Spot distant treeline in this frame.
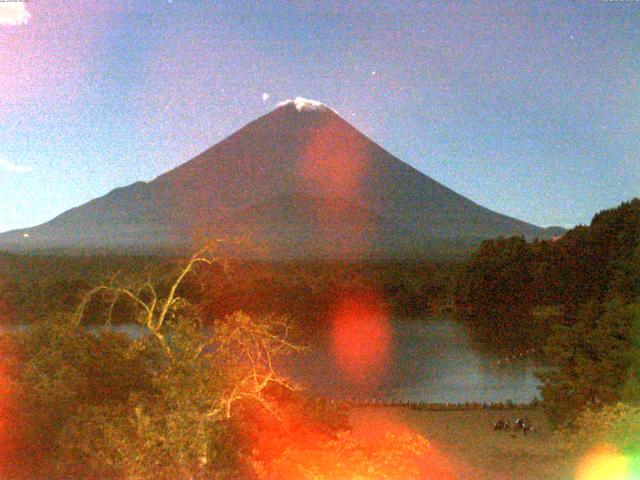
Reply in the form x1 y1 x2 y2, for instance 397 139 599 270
0 254 158 324
453 198 640 354
0 252 459 328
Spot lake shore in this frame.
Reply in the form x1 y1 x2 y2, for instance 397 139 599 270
349 406 575 480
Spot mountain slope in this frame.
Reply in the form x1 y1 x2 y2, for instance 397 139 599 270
0 97 561 256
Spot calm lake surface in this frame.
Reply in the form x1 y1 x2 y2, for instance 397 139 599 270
282 318 542 404
1 318 541 404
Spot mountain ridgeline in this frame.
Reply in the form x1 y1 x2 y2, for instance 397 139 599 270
0 98 562 257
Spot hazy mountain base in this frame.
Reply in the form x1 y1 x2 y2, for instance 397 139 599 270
0 234 482 261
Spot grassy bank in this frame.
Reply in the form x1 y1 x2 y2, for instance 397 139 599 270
349 406 575 480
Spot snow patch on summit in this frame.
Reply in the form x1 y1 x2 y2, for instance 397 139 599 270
276 97 338 114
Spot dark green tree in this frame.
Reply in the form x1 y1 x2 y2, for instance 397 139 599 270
538 300 639 426
454 236 535 351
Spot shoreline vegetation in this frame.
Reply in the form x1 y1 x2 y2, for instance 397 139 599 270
290 398 543 411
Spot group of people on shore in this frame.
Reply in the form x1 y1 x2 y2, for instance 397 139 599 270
493 417 533 435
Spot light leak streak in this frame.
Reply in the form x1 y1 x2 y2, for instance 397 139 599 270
247 400 457 479
329 291 393 387
0 2 31 26
576 444 634 480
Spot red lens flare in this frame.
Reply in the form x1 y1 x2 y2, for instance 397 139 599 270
295 115 378 258
0 356 18 478
329 291 393 387
299 116 369 199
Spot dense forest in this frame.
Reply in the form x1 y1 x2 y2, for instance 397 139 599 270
454 198 640 425
454 198 639 351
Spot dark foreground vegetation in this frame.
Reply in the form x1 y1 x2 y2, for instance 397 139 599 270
0 198 638 478
455 199 640 353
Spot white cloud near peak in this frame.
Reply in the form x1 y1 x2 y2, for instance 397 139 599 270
0 158 32 173
0 2 31 26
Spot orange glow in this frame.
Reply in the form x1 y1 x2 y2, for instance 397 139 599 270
0 358 15 477
349 407 455 479
576 444 630 480
329 291 393 386
299 116 369 199
250 404 456 480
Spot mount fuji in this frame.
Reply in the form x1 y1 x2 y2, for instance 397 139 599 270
0 97 562 257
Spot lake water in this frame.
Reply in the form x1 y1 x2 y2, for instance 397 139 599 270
0 318 542 404
282 318 542 404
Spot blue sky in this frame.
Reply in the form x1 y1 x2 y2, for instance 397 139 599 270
0 0 638 232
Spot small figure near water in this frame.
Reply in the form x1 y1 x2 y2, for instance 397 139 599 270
514 417 533 435
493 419 510 431
493 417 534 435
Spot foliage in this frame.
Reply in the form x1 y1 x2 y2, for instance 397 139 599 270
0 320 158 479
537 301 639 426
549 198 640 307
454 236 536 351
454 198 640 354
215 311 303 418
54 318 238 480
0 254 157 324
555 402 640 454
0 252 459 329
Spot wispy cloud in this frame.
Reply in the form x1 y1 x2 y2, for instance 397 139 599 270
0 158 32 173
0 2 31 26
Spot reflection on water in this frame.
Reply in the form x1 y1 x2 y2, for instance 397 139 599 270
0 318 542 404
282 318 542 404
0 323 150 337
85 323 149 338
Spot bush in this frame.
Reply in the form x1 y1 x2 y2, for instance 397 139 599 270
0 320 159 479
538 301 639 426
556 402 640 454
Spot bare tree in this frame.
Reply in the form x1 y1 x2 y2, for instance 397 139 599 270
74 239 303 418
215 311 304 418
74 241 228 359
